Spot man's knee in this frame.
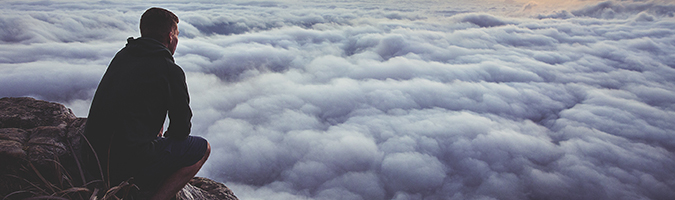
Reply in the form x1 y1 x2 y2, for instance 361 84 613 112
203 141 211 161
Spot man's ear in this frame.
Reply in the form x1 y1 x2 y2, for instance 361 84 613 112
165 32 172 45
166 26 177 44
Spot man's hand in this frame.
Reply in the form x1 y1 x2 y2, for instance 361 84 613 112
158 126 164 137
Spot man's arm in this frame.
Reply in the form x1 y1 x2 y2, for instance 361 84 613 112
164 63 192 140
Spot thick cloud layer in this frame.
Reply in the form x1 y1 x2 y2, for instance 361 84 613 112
1 0 674 199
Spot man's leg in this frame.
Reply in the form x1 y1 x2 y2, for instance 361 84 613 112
150 142 211 200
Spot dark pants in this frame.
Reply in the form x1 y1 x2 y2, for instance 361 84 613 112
133 136 208 192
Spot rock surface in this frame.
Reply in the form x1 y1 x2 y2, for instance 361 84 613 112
0 97 237 200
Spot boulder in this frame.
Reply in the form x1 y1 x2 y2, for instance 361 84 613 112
187 177 239 200
0 97 237 200
0 97 76 129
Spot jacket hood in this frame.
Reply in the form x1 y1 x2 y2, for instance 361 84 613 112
124 37 173 58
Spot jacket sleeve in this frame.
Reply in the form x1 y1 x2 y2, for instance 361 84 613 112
164 62 192 140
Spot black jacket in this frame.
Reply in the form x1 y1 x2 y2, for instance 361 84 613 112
83 37 192 182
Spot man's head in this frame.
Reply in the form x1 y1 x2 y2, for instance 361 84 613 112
140 7 179 54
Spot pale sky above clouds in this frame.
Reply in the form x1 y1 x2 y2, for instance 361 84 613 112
1 0 675 199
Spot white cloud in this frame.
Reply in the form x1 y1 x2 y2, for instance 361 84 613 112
1 0 675 199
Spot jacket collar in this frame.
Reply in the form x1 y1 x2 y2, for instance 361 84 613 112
124 37 173 58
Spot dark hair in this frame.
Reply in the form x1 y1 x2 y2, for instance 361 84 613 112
140 7 179 41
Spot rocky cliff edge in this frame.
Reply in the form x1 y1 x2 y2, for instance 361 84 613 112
0 97 237 200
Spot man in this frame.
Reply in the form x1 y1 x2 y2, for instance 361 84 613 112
83 7 210 200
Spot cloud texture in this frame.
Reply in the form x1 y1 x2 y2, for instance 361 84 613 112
1 0 675 199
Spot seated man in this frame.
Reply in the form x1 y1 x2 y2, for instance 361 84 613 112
82 7 210 200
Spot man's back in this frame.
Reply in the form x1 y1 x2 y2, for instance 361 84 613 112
83 37 192 186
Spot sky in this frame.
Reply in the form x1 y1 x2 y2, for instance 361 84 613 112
1 0 675 199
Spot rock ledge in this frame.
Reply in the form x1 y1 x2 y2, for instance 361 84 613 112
0 97 237 200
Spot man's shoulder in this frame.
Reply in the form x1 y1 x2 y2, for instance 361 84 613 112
155 57 185 80
161 57 183 71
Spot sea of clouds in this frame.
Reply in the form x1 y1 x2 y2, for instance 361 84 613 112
1 0 675 199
